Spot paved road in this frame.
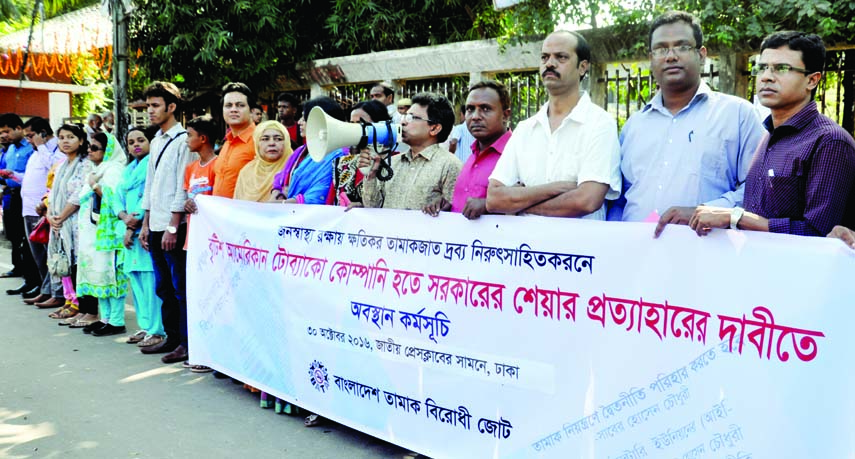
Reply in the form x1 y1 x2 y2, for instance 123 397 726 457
0 251 420 459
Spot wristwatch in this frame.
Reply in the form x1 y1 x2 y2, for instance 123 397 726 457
166 225 178 234
730 207 745 230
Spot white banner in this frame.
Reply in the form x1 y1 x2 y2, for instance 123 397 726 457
187 195 855 459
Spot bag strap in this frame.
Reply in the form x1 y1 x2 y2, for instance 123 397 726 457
154 131 187 171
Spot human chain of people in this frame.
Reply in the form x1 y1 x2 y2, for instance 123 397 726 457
1 8 852 456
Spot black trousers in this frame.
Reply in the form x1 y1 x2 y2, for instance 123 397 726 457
148 227 188 346
3 191 38 285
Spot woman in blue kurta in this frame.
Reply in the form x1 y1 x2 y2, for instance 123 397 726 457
110 126 165 345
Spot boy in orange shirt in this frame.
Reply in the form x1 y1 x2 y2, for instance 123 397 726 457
182 116 219 252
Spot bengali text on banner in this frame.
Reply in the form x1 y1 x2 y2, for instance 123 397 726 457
187 195 855 459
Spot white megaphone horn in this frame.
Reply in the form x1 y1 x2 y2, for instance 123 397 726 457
306 106 400 163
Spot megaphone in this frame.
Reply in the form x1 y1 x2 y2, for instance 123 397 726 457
306 106 400 163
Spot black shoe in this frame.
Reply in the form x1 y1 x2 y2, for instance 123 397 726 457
140 339 179 354
0 270 21 279
21 286 41 299
6 283 35 295
91 324 127 337
83 321 108 334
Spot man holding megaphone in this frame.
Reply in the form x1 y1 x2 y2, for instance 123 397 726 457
358 93 462 210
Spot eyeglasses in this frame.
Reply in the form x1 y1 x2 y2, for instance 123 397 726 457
650 45 698 58
402 113 436 124
89 144 103 152
751 63 811 76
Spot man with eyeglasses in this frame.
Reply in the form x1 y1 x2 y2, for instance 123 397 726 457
487 30 621 219
689 32 855 237
609 12 764 236
359 92 461 210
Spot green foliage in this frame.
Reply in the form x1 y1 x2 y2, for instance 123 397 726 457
324 0 502 55
130 0 324 92
0 0 98 34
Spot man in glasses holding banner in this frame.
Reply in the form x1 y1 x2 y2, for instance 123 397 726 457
610 11 764 232
689 31 855 237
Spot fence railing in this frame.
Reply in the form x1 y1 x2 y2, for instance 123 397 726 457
309 48 853 134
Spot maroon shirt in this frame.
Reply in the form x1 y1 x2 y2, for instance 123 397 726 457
743 102 855 236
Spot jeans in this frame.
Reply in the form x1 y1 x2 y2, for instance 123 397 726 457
148 227 187 346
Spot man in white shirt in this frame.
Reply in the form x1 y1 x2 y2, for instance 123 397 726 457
139 81 198 363
487 31 621 219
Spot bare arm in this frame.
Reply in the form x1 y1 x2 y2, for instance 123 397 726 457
486 179 576 215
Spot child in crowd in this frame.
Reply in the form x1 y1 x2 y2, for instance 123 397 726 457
182 116 220 373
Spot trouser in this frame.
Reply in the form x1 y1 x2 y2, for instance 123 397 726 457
3 192 37 285
24 215 47 288
129 271 164 336
97 295 127 326
78 295 98 315
148 227 187 346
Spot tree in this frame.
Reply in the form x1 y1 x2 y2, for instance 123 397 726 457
130 0 513 93
0 0 97 32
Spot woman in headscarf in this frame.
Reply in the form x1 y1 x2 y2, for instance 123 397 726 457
47 124 94 325
109 126 165 346
234 120 292 202
271 97 348 204
75 131 129 336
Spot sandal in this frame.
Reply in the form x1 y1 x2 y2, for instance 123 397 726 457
59 313 82 326
304 414 324 427
49 305 78 320
126 330 147 344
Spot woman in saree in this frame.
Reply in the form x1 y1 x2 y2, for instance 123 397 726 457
271 97 348 204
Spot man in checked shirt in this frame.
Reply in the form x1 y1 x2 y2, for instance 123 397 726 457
689 31 855 237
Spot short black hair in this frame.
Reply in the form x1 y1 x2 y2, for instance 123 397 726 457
649 11 703 49
761 31 825 98
0 113 24 129
56 123 89 157
23 116 52 136
549 31 592 81
350 100 391 123
142 81 182 111
277 92 300 106
411 92 455 143
302 96 346 122
221 82 256 108
761 31 825 74
372 82 394 97
186 116 221 146
468 80 511 110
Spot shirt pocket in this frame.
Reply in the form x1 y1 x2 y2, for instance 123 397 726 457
766 175 805 217
698 135 725 181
